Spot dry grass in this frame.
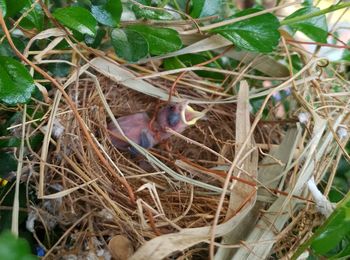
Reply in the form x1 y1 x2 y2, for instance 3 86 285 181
1 2 350 260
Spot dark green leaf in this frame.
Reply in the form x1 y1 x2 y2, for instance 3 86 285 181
0 231 37 260
0 134 42 149
163 57 183 70
169 0 187 10
332 236 350 258
0 56 36 105
0 137 21 148
20 3 44 31
128 25 182 55
132 5 173 20
284 7 328 43
0 112 21 135
85 28 106 48
342 41 350 61
302 0 313 6
4 0 29 17
53 6 97 36
47 60 71 77
211 8 280 53
77 0 92 7
0 183 28 230
0 37 25 57
0 152 17 178
29 133 44 151
311 207 350 254
0 0 6 17
111 28 148 62
190 0 223 18
164 54 224 79
308 192 350 257
328 176 348 202
91 0 122 27
135 0 151 5
291 53 303 71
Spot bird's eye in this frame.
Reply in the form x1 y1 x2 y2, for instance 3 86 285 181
167 112 180 127
168 105 175 111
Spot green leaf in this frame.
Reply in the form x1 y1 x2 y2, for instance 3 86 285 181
0 0 6 17
128 25 182 55
91 0 122 27
132 5 173 20
0 152 17 178
328 176 348 203
4 0 29 17
85 28 106 48
0 56 36 105
342 41 350 61
0 231 37 260
47 58 71 77
77 0 92 8
190 0 223 18
53 6 97 36
311 207 350 254
20 3 44 31
309 192 350 256
134 0 151 5
302 0 313 6
0 183 28 230
0 37 26 57
164 54 224 79
163 57 183 70
284 7 328 43
111 28 148 62
0 137 21 148
211 8 280 53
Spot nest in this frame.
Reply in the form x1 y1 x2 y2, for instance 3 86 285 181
5 23 349 260
32 73 252 257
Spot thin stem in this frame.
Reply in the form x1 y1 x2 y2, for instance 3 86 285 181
286 39 350 50
11 104 27 236
182 2 297 35
0 8 136 204
281 2 350 26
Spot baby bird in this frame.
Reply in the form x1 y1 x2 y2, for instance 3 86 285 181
108 102 204 152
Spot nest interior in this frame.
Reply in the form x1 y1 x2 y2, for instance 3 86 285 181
30 72 276 257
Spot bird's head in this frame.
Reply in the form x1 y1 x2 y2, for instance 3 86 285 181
157 102 205 134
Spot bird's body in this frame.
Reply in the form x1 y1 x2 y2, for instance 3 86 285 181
108 103 204 152
108 112 156 150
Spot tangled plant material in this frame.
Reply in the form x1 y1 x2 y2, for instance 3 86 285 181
1 2 350 260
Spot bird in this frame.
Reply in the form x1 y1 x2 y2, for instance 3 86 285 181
107 102 205 153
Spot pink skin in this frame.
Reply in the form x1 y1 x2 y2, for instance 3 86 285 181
108 112 156 150
108 103 203 152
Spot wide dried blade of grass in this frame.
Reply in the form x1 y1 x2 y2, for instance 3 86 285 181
139 35 289 77
90 57 231 104
10 4 349 257
130 199 255 260
11 104 27 236
90 57 176 101
215 81 258 259
232 115 345 259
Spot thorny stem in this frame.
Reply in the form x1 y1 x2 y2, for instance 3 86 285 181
0 10 136 204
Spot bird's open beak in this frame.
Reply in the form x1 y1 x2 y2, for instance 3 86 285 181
181 102 205 125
